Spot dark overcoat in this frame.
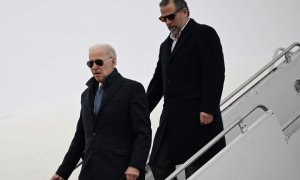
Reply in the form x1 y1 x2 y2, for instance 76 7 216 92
147 19 225 165
56 70 152 180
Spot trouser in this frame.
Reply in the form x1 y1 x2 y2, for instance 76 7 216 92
150 135 208 180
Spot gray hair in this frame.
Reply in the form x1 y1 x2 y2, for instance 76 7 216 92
107 44 117 59
89 43 117 59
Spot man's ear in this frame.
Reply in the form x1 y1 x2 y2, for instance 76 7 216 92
111 58 117 67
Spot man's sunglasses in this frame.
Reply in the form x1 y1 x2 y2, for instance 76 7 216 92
159 9 182 22
87 57 111 68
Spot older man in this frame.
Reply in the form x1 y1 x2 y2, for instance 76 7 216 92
51 44 151 180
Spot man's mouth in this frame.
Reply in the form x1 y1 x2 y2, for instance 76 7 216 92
94 72 101 75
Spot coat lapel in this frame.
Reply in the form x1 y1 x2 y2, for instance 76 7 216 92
88 91 96 118
167 19 195 63
96 75 124 117
84 78 98 119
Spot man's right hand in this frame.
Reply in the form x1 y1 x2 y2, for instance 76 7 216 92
50 174 64 180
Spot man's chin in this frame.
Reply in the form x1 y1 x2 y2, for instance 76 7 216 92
94 76 103 82
170 29 179 36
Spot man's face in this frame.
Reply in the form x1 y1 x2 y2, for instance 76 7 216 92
88 47 116 83
160 2 188 37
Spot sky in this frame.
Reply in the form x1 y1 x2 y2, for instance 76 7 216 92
0 0 299 179
0 0 299 114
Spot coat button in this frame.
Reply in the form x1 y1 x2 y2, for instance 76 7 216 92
167 80 172 84
93 132 96 136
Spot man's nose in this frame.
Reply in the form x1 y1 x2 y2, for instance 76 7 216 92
165 18 172 24
92 62 99 69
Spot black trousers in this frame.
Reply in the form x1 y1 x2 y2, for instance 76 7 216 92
150 135 224 179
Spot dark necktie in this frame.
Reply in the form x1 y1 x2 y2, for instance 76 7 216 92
94 85 103 115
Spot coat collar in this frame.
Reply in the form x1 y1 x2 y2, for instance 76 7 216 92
86 68 119 90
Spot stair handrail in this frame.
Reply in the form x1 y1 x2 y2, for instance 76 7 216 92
282 114 300 132
166 105 269 180
220 42 300 110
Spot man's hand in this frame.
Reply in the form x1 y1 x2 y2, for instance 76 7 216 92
50 174 64 180
200 112 213 125
125 166 140 180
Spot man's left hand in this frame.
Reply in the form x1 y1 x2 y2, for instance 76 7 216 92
200 112 213 125
125 166 140 180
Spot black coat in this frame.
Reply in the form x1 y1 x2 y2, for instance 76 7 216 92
56 70 152 180
147 19 225 165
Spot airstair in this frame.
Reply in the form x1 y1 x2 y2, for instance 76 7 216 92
146 42 300 180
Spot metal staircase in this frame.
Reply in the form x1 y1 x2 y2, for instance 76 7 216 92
164 42 300 179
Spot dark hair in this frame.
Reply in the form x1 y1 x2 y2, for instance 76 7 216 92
159 0 190 17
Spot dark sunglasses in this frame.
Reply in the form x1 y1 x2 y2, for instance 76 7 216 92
159 9 182 22
87 57 111 68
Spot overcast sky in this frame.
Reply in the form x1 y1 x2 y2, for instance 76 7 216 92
0 0 300 179
0 0 300 114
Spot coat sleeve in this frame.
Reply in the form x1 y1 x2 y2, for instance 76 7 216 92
147 52 163 112
56 98 86 179
128 82 152 171
200 26 225 114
